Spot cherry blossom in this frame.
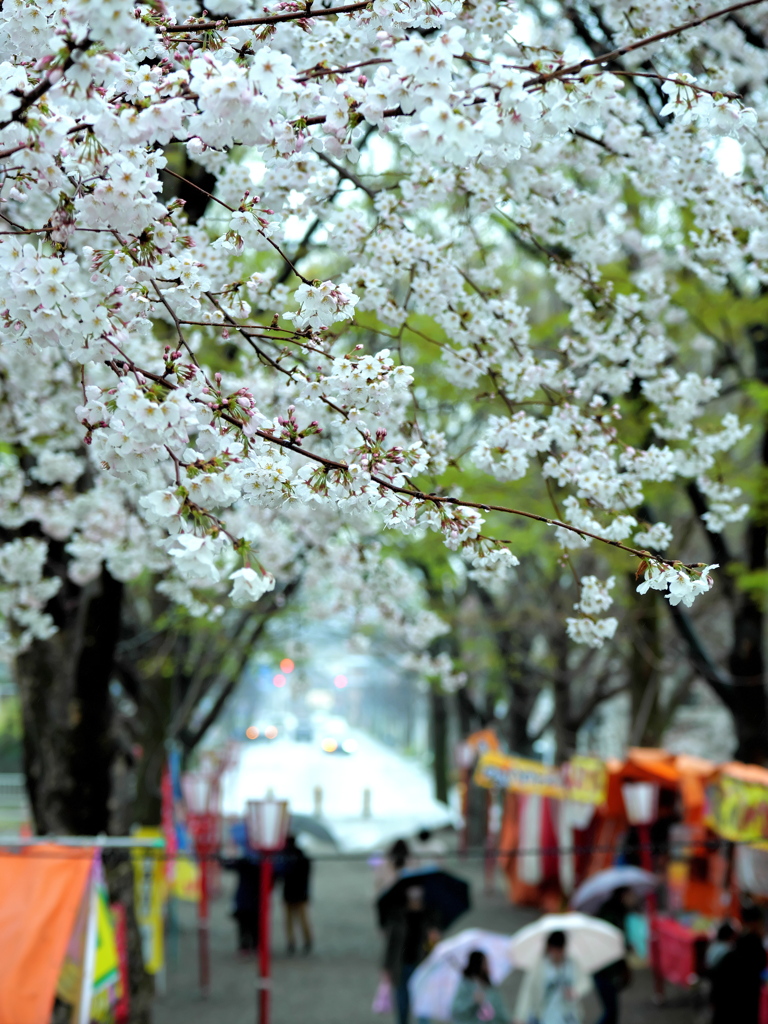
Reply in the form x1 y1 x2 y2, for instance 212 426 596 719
0 0 763 654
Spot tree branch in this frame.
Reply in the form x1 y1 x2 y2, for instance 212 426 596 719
527 0 768 87
686 481 735 581
666 602 735 707
163 1 372 32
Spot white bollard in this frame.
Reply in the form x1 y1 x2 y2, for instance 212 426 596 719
313 785 323 818
362 787 371 819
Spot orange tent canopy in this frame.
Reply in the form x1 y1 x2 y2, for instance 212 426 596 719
718 761 768 786
624 747 680 784
0 844 94 1024
675 755 717 823
602 750 718 823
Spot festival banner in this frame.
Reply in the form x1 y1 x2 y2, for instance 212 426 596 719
131 827 166 975
707 774 768 845
474 751 564 798
110 903 130 1024
474 751 608 805
161 760 200 902
57 856 122 1024
565 756 609 805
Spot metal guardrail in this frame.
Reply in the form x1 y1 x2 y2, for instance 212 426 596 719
0 835 166 848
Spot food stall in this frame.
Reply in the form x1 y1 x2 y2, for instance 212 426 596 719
650 759 768 998
473 751 608 909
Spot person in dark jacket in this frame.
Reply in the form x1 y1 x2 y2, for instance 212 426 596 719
282 835 313 954
711 906 766 1024
382 885 439 1024
593 887 635 1024
221 854 262 953
706 922 736 1024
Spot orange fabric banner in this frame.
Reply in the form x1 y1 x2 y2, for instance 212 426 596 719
0 844 94 1024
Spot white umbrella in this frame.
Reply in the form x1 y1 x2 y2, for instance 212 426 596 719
508 913 624 974
409 928 514 1023
570 866 658 915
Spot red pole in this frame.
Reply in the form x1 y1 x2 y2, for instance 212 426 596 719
198 846 210 998
257 856 272 1024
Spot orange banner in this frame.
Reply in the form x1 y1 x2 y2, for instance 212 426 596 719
0 844 94 1024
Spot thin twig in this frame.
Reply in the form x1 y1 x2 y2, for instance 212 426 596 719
526 0 768 87
162 0 372 33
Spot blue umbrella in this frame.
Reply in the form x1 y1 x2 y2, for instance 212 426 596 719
570 866 658 915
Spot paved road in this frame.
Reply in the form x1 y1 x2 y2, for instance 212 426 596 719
155 855 701 1024
221 734 458 851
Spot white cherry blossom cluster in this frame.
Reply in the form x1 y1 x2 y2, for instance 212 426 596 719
0 0 764 652
566 576 619 649
637 561 719 608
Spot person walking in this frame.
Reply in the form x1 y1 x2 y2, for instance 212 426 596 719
706 922 736 1024
383 884 439 1024
710 907 766 1024
411 829 447 867
592 887 635 1024
221 852 262 954
375 837 415 894
451 951 510 1023
514 930 591 1024
282 834 313 954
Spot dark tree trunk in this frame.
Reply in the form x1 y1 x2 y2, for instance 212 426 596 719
17 567 122 833
728 523 768 761
498 630 536 756
629 588 663 746
506 678 536 756
14 565 154 1022
727 328 768 760
133 671 173 827
552 634 577 760
430 689 449 805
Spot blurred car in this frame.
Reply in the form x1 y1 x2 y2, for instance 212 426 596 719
295 719 313 742
319 715 357 754
320 735 358 755
245 723 279 741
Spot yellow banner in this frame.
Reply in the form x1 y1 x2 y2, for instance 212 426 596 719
170 852 200 902
56 873 122 1021
707 775 768 844
474 751 564 798
474 752 607 804
131 827 166 975
565 756 609 805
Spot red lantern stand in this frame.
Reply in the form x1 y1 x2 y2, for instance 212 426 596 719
183 769 224 999
246 797 290 1024
203 748 236 899
186 808 219 997
621 782 663 995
